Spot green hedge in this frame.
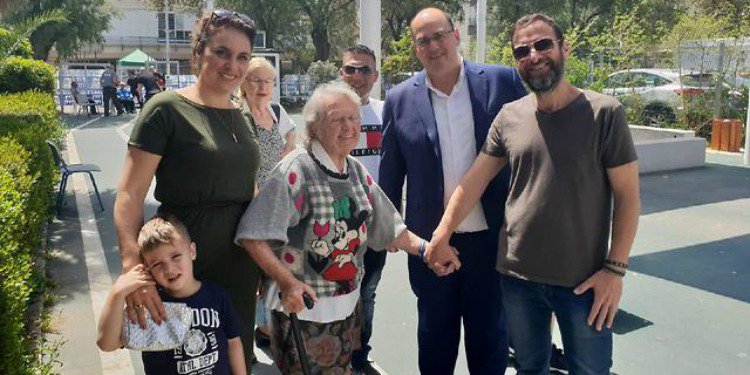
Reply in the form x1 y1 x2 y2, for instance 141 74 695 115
0 57 56 95
0 91 62 374
0 28 34 59
0 139 38 372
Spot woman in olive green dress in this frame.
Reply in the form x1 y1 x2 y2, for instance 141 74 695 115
114 10 260 368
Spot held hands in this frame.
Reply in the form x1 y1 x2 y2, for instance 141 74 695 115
574 269 623 331
122 264 166 329
279 278 318 314
424 238 462 277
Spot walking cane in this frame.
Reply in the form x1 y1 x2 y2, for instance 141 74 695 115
281 292 315 375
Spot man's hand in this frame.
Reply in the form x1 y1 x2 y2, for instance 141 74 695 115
574 269 623 331
425 239 461 277
279 278 317 314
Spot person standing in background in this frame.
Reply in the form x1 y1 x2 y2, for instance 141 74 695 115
239 57 296 351
100 64 122 116
338 44 387 375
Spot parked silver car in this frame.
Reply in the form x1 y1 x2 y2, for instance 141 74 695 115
601 68 741 126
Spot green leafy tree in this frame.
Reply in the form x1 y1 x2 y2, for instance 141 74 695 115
381 28 421 79
695 0 750 36
291 0 356 61
0 8 67 59
6 0 110 60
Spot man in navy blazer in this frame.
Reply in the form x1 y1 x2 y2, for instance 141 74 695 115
379 7 526 374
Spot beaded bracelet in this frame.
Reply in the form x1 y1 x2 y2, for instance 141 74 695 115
603 264 626 277
605 259 629 269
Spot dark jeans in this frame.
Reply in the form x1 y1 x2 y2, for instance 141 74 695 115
501 274 613 375
102 86 122 116
119 99 135 114
409 230 508 375
351 248 387 368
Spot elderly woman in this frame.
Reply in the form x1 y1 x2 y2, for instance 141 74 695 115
241 57 297 185
240 57 297 349
235 82 459 373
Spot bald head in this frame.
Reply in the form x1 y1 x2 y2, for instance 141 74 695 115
410 7 454 31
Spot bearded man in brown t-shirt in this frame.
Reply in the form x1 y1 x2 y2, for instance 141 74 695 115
426 13 641 375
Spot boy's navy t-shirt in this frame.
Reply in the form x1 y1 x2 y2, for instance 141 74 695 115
142 282 241 375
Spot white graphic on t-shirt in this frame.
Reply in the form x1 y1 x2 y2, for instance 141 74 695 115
170 307 223 374
183 329 207 357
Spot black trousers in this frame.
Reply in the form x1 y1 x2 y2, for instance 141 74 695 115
102 86 122 115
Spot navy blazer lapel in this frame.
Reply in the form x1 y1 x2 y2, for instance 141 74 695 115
413 72 441 160
465 62 489 152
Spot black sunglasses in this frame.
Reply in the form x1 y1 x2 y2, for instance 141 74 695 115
343 65 372 75
512 38 560 60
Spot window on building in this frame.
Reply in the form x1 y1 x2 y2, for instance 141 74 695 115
158 13 190 43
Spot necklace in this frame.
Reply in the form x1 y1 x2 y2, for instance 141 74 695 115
209 109 238 143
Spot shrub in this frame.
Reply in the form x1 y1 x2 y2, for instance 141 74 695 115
0 91 62 210
0 28 34 58
307 60 338 87
0 138 39 373
0 91 62 374
0 28 34 59
0 57 56 95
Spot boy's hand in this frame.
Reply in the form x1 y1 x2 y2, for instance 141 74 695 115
121 264 166 328
113 264 155 296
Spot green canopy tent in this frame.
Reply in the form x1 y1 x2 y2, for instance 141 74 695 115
116 48 155 76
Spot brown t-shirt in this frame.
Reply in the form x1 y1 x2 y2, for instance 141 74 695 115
482 90 637 287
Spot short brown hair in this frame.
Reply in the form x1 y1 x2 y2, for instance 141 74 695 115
510 13 564 47
138 214 192 254
190 9 257 75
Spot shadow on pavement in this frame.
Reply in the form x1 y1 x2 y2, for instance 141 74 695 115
640 163 750 216
629 234 750 303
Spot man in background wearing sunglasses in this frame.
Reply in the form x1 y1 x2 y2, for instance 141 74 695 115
428 13 640 374
338 44 387 375
379 7 526 374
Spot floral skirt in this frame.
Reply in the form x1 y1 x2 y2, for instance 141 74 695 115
270 304 361 375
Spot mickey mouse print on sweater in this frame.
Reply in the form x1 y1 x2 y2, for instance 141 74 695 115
308 197 368 294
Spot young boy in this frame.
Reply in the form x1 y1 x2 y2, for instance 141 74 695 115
97 215 246 375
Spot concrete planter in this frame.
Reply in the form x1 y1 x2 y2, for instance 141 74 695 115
630 125 706 174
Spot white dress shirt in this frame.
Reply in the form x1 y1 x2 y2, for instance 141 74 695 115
425 62 488 233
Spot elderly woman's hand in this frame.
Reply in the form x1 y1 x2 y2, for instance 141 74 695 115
279 278 318 314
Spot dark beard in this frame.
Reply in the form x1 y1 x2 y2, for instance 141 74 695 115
521 58 564 94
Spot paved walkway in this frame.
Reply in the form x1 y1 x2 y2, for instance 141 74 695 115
46 113 750 374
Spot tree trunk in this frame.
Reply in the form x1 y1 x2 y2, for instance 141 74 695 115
311 25 330 61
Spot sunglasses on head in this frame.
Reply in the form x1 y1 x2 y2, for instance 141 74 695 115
342 65 372 75
512 38 560 60
206 9 256 30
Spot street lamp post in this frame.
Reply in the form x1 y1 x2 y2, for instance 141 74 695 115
358 0 381 99
476 0 486 63
164 0 171 76
745 89 749 165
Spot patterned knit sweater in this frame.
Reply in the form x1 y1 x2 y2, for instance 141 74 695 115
235 147 406 297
